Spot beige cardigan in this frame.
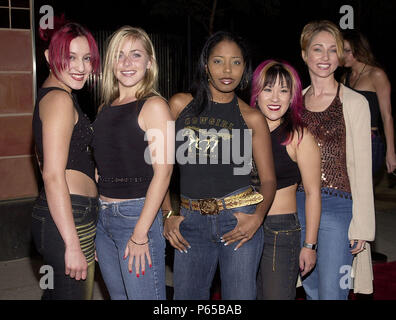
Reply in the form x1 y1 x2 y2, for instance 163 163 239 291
302 84 376 294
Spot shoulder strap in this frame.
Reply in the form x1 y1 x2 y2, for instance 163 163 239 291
136 94 160 113
41 87 83 119
336 81 341 97
136 98 148 114
42 86 71 95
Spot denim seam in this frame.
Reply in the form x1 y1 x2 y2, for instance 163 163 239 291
148 232 162 300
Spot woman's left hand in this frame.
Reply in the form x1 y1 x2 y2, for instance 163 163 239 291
124 236 152 277
386 152 396 173
350 239 366 255
221 212 263 251
299 248 316 277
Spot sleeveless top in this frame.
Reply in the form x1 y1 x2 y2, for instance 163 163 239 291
271 124 301 190
251 123 301 190
345 74 380 128
175 95 252 198
92 98 154 199
300 83 351 193
32 87 95 181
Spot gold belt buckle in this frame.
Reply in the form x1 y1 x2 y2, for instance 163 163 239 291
198 199 219 215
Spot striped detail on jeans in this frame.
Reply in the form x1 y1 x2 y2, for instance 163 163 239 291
76 220 97 265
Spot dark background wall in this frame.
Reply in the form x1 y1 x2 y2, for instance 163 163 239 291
33 0 396 84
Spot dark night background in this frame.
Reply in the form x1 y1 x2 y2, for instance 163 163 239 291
33 0 396 119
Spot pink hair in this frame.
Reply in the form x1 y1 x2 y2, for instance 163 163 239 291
250 59 304 145
45 22 100 78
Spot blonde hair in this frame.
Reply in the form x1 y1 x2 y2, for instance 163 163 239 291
101 26 160 107
300 20 344 63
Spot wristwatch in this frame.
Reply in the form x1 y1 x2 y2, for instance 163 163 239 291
303 241 318 251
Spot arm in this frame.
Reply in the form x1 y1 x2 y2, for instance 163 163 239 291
124 97 174 276
372 68 396 173
295 129 321 276
40 90 87 280
161 93 193 252
345 92 375 250
222 105 276 250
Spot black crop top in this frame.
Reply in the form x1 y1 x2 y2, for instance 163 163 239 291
32 87 95 181
271 124 301 190
92 98 154 199
251 124 301 190
175 95 252 199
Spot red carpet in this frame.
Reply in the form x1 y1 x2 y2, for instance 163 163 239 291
211 261 396 300
350 261 396 300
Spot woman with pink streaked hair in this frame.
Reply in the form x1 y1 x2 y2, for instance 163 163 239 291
250 59 321 299
31 19 100 299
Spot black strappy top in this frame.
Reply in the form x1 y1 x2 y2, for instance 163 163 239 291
271 124 301 190
345 73 380 128
32 87 95 181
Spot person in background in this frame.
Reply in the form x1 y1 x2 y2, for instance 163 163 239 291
297 20 375 299
250 59 321 300
342 29 396 177
31 20 100 300
92 26 173 300
162 31 276 300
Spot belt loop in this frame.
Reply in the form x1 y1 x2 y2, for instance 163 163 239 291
221 198 227 210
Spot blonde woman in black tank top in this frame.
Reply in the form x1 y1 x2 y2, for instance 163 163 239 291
93 26 173 300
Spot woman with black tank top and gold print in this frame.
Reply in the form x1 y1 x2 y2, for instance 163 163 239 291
31 20 100 300
92 26 173 300
250 60 321 300
342 29 396 176
162 31 276 300
297 21 375 299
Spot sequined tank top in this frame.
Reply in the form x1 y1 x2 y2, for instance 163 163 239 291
301 84 351 193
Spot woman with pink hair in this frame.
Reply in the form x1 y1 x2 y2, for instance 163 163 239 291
31 20 100 300
250 60 321 299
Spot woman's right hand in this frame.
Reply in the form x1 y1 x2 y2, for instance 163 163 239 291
163 216 190 253
64 245 88 280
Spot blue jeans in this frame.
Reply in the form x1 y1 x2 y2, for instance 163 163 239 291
95 198 166 300
372 134 385 175
173 186 264 300
297 188 353 300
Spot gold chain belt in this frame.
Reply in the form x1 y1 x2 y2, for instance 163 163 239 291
180 187 264 215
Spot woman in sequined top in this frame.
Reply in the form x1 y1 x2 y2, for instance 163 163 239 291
296 20 375 299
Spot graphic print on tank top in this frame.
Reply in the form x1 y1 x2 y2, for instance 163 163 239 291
175 95 253 198
176 95 251 168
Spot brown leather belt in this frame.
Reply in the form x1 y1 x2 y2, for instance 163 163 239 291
180 187 264 215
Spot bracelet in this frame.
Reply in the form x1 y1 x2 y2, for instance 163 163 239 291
163 210 176 220
129 237 149 246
